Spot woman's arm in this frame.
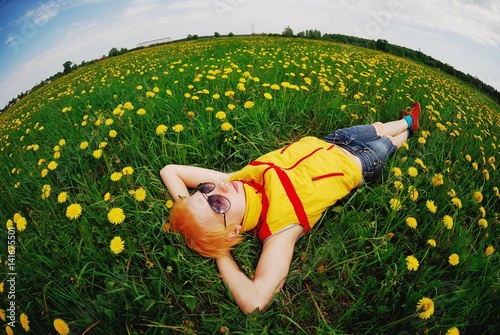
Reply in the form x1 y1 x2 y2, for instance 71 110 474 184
160 164 230 202
216 225 303 313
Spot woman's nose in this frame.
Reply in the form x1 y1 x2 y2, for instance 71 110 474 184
216 182 229 193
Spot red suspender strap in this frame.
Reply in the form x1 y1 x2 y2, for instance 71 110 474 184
249 160 311 234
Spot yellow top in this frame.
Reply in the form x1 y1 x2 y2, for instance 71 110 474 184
229 136 362 242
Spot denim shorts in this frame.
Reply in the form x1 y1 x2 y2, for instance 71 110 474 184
323 125 396 182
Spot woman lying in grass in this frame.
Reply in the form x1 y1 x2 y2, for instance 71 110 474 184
160 102 421 314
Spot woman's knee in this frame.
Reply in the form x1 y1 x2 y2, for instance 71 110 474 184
372 122 384 136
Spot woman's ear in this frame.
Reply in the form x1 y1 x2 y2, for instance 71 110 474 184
226 224 242 241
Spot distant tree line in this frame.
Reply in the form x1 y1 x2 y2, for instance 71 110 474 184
2 29 498 113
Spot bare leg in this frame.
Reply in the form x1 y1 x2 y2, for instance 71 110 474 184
372 120 408 137
385 131 408 148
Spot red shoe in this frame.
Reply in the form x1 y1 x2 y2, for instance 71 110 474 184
409 101 421 132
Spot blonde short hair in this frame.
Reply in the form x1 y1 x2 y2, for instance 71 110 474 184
169 199 244 258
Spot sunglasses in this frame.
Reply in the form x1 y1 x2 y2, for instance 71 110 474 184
197 182 231 228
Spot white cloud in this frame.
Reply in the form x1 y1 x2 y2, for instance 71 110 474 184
22 0 61 27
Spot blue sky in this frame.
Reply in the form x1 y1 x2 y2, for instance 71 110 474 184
1 0 499 109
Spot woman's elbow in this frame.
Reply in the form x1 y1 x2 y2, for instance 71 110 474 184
239 296 273 314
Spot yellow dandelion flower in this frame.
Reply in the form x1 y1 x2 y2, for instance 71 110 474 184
416 297 434 319
485 245 494 256
408 186 419 201
58 192 68 203
221 122 233 131
20 312 30 331
6 325 13 335
93 149 102 159
473 191 483 203
108 207 125 225
66 203 83 220
146 91 155 98
122 166 134 175
418 137 426 144
270 84 280 90
479 206 486 217
405 255 419 271
156 124 168 135
264 92 273 100
80 141 89 149
110 236 125 254
166 199 174 208
391 167 402 177
134 187 147 201
110 172 123 182
432 173 444 186
48 161 58 170
414 158 428 170
228 103 236 110
447 188 456 197
0 308 5 320
448 253 459 266
104 192 111 201
244 101 254 109
445 327 459 335
15 215 27 232
99 142 107 148
123 101 134 111
53 318 70 335
406 217 417 229
225 90 235 97
483 169 490 180
427 239 437 247
215 111 226 120
54 151 61 159
172 124 184 133
105 118 114 126
426 200 437 213
187 111 195 117
41 184 52 200
442 215 454 230
451 197 462 208
109 130 117 138
408 167 418 177
137 108 146 115
394 180 404 190
7 219 14 229
389 198 402 211
478 218 488 229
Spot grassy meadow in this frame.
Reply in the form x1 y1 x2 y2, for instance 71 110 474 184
0 36 499 334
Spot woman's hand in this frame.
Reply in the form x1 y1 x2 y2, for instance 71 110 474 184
160 164 230 202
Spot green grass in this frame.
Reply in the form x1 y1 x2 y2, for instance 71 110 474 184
0 36 499 334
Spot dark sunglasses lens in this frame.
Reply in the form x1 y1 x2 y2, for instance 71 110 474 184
208 195 230 214
197 182 215 194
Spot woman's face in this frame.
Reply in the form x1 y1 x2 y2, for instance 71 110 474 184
186 181 246 230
